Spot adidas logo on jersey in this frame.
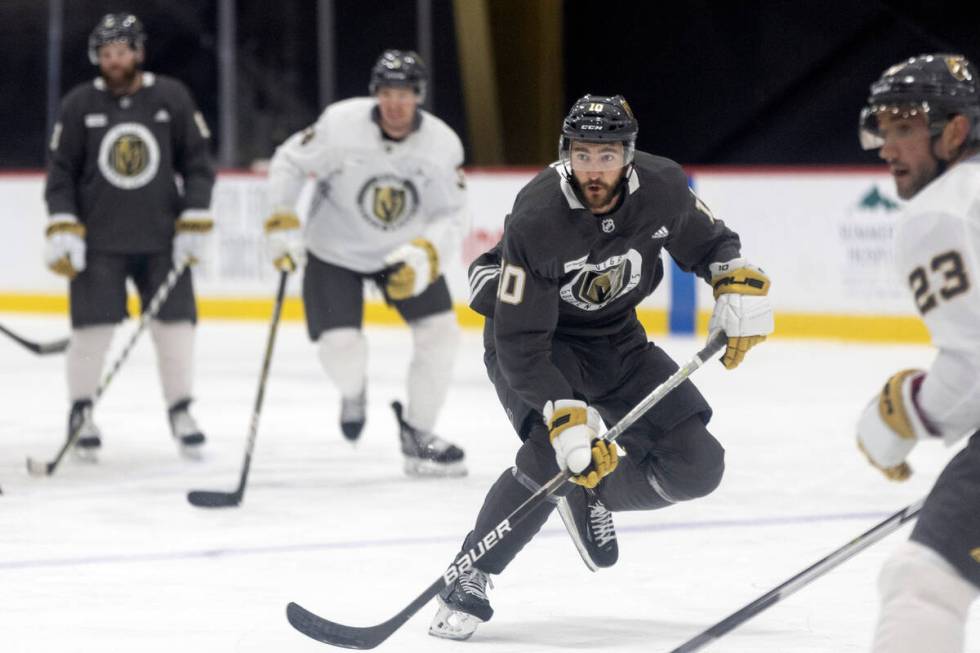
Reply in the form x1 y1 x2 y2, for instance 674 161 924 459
651 226 670 239
154 109 171 123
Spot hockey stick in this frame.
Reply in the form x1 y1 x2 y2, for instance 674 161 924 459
26 261 190 477
187 270 289 508
0 322 69 355
668 497 925 653
286 331 728 649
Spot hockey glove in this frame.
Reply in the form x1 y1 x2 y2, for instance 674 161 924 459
708 258 774 369
263 210 305 272
383 238 438 301
857 369 933 482
173 211 214 267
44 215 87 279
544 399 619 489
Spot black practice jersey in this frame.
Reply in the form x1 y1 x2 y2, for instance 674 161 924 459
468 151 741 412
45 73 215 254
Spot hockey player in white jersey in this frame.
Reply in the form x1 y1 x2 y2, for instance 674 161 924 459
264 50 467 476
856 53 980 653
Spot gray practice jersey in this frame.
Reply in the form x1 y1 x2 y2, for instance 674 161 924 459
45 73 215 254
894 154 980 444
267 97 468 274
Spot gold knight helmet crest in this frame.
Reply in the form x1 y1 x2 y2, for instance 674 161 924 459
946 55 972 82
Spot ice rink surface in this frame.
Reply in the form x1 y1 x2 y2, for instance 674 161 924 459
0 312 975 653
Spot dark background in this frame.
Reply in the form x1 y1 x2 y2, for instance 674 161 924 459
1 0 978 168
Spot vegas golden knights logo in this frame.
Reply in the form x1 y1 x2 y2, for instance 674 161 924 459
110 135 149 176
373 186 407 224
579 264 626 304
97 122 160 190
357 175 419 231
559 249 642 311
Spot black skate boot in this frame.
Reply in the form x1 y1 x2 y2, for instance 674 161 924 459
68 399 101 461
557 486 618 571
391 401 466 477
340 388 366 442
429 566 493 640
168 399 206 457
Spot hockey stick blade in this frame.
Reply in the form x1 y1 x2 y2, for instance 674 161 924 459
286 333 728 649
0 323 69 355
26 458 55 477
186 490 243 508
287 579 443 650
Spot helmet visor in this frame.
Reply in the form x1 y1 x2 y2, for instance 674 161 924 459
561 139 635 172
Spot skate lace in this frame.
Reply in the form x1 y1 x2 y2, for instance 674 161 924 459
458 569 493 601
589 500 616 547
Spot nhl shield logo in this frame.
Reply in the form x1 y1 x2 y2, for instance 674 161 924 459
601 218 615 233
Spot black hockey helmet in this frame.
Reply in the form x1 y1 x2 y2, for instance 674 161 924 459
559 94 638 174
88 13 146 65
859 53 980 150
369 50 427 101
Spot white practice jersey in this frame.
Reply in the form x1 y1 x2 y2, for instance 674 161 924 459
894 154 980 442
267 97 468 274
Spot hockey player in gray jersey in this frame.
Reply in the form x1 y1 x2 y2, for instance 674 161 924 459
429 95 774 640
856 54 980 653
44 13 215 459
264 50 467 477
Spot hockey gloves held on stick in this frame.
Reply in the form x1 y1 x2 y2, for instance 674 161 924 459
383 238 439 301
173 210 214 267
544 399 619 489
263 210 306 272
44 215 87 279
708 258 774 369
857 369 934 482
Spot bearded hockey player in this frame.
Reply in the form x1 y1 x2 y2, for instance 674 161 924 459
44 13 215 459
856 53 980 653
429 94 774 640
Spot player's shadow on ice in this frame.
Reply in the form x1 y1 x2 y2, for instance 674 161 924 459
471 616 779 649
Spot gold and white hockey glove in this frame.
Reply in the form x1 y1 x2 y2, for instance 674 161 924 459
383 238 438 301
544 399 619 489
708 258 774 369
173 210 214 267
263 210 305 272
44 215 87 279
856 369 933 482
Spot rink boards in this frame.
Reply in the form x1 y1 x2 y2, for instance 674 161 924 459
0 167 927 342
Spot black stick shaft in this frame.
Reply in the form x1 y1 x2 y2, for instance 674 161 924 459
27 261 189 476
286 332 728 648
188 270 289 507
669 498 925 653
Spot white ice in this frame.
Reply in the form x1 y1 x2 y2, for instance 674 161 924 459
0 312 976 653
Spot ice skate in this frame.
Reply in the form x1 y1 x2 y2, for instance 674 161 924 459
168 399 206 458
340 388 366 442
557 486 618 570
391 401 466 477
68 399 101 462
429 567 493 641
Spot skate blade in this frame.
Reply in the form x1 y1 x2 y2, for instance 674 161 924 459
71 447 100 464
428 600 483 641
403 458 467 478
178 438 206 461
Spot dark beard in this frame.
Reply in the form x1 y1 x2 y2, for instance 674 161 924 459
102 65 139 94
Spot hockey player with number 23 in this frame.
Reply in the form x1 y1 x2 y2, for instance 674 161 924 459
429 95 774 640
44 14 215 460
856 54 980 653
